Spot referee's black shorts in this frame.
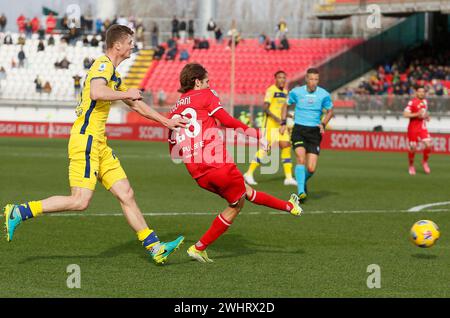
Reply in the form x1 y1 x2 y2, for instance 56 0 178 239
291 124 322 155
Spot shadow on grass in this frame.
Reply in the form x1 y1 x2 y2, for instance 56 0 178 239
19 240 141 264
19 233 305 266
307 190 338 200
205 234 305 260
411 253 438 260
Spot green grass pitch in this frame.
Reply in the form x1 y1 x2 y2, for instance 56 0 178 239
0 137 449 297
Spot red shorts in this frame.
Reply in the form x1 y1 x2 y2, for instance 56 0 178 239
195 164 246 205
408 129 431 143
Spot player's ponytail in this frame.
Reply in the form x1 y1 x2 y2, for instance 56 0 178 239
178 63 208 93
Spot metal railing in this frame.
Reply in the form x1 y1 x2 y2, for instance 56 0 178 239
333 95 450 115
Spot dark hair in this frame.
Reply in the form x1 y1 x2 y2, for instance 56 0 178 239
178 63 208 93
274 70 286 77
306 68 319 75
105 24 134 49
415 84 425 90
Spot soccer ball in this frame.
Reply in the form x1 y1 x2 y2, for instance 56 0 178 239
410 220 440 248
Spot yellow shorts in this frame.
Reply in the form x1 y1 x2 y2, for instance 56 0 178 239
264 124 291 144
68 134 127 191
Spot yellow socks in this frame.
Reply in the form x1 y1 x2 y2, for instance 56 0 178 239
281 147 293 179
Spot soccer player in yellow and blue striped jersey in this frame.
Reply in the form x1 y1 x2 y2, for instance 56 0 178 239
3 25 188 265
244 71 297 186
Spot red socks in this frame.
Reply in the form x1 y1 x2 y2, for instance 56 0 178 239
408 150 415 166
423 148 430 163
247 189 293 212
196 214 232 251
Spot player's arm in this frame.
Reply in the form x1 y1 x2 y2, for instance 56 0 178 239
403 109 421 118
213 108 260 139
319 94 334 134
263 102 281 123
279 102 289 135
123 99 188 130
90 78 141 101
319 108 334 134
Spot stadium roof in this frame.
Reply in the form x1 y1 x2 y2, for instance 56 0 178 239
314 0 450 19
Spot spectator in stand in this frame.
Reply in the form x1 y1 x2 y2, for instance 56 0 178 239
193 38 200 50
83 57 93 69
55 57 71 69
82 35 89 46
264 36 276 51
73 75 82 97
199 38 209 49
17 33 26 45
17 14 26 33
135 19 145 43
158 89 166 106
60 15 69 30
91 35 99 47
151 22 159 48
95 18 103 34
31 16 40 33
179 49 189 62
37 40 45 52
153 45 165 60
11 58 17 68
167 37 177 49
34 76 43 93
46 13 56 34
258 33 266 45
165 45 178 61
43 81 52 94
171 16 179 39
103 18 112 34
279 34 290 50
214 26 223 44
0 66 7 80
83 6 94 33
188 19 194 39
227 20 241 48
48 34 55 46
25 19 32 38
18 46 26 68
38 28 45 40
0 13 7 32
276 18 288 39
433 80 445 96
207 18 216 40
179 19 187 43
4 33 13 45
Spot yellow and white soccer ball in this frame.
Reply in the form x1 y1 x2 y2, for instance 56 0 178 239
410 220 440 248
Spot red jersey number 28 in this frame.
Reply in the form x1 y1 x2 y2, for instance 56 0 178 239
171 107 201 143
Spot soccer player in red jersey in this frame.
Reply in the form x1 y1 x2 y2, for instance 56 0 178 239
168 63 303 263
403 85 432 175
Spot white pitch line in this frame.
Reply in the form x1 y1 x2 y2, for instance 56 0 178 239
0 209 448 218
408 201 450 212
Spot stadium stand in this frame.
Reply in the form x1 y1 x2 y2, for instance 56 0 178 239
141 38 363 104
0 33 135 101
346 45 450 96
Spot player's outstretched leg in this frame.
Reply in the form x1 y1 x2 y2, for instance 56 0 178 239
188 196 245 263
3 188 94 242
245 185 302 216
110 179 184 265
